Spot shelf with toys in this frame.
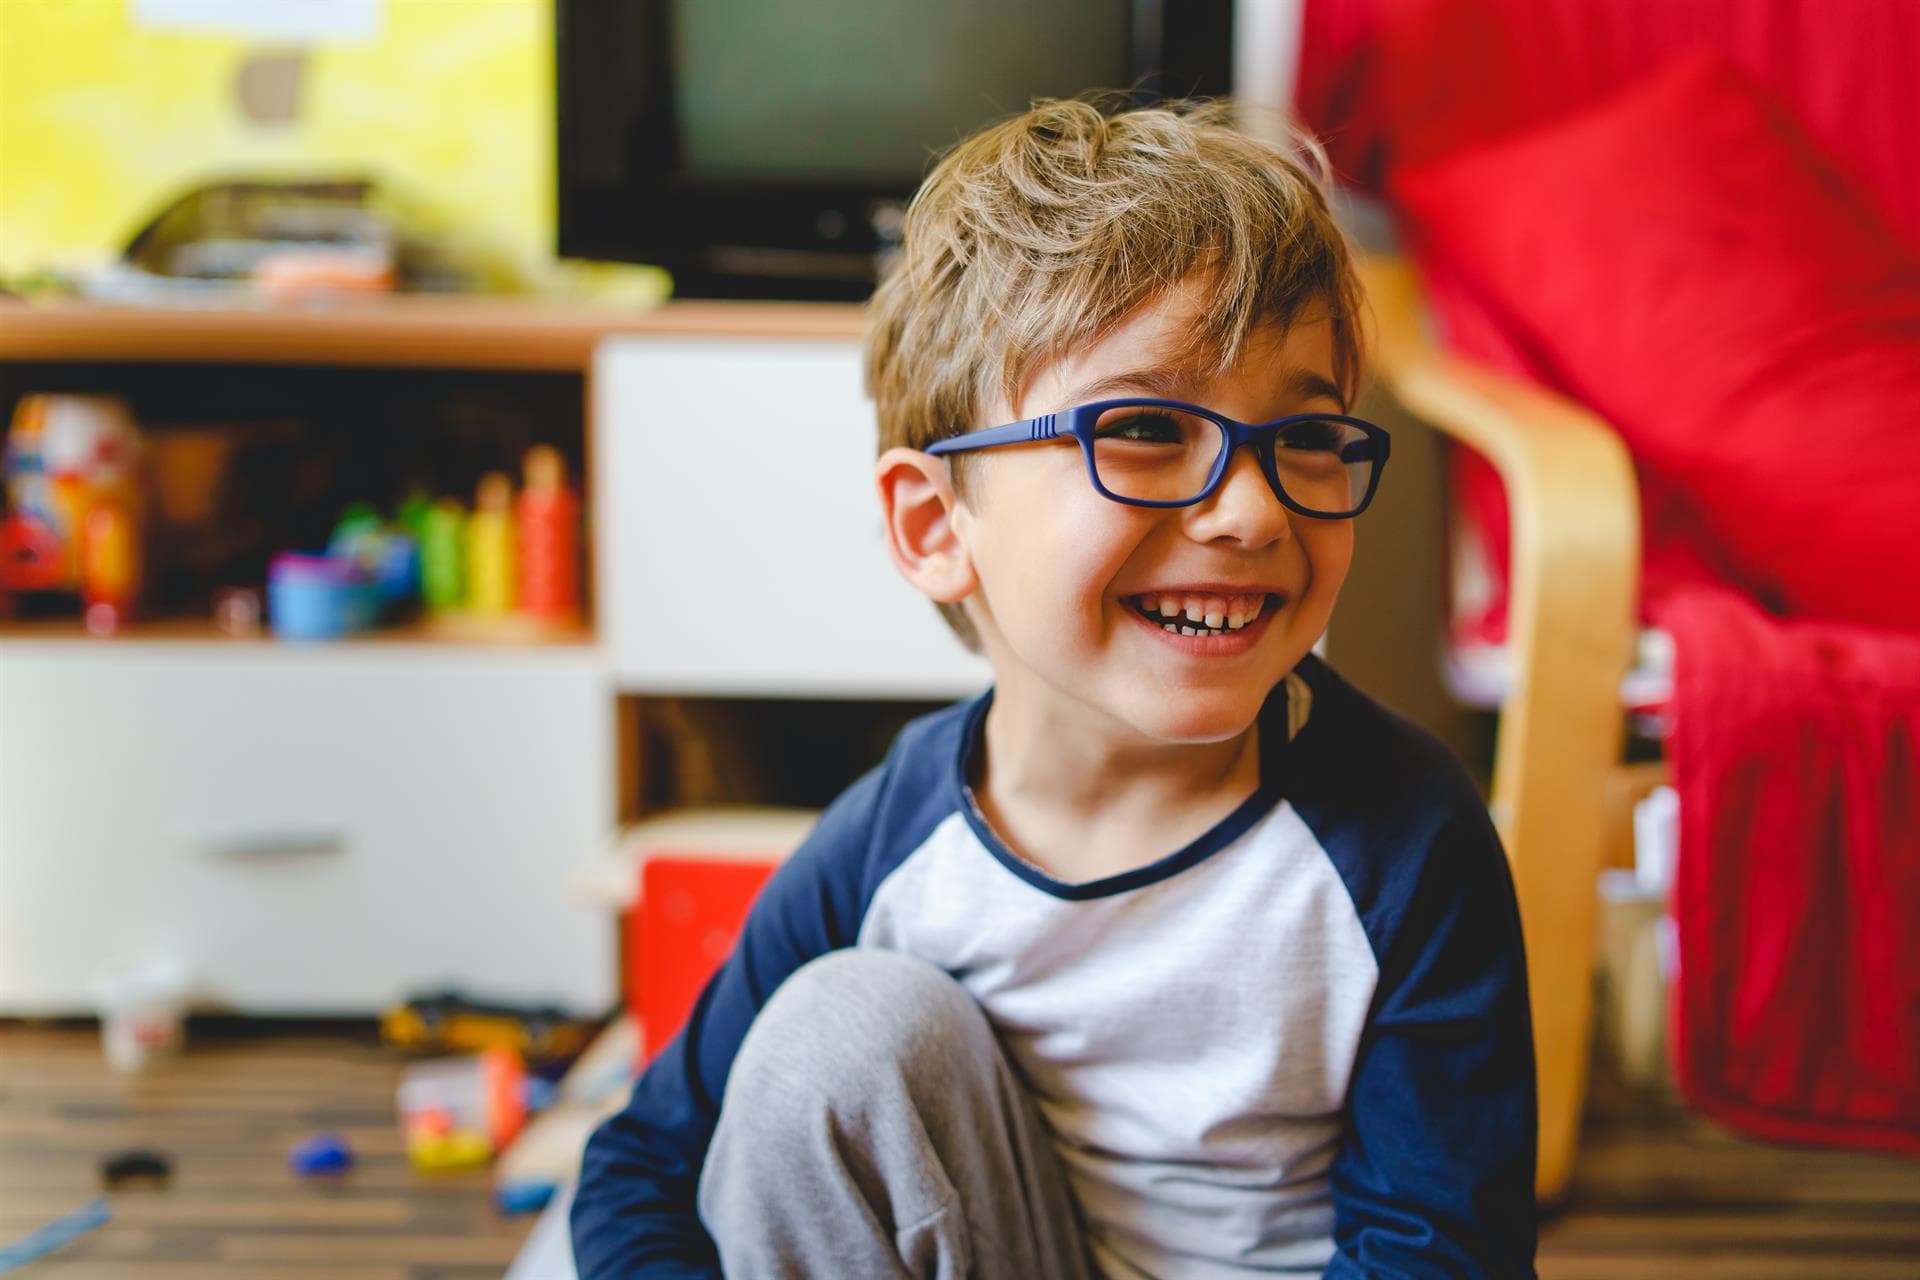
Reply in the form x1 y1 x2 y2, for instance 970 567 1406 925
0 296 866 653
0 298 855 1016
0 375 588 648
0 297 990 1017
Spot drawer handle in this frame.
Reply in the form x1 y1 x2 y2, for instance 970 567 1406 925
202 829 347 860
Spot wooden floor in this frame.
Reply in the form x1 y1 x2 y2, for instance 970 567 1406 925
1536 1073 1920 1279
0 1024 534 1280
2 1022 1916 1278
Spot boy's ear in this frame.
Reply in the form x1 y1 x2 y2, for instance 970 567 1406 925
875 447 977 605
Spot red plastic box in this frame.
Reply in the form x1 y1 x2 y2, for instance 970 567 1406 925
628 855 779 1063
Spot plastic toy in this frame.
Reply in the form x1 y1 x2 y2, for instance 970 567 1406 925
493 1178 558 1215
380 990 595 1063
0 1198 111 1270
396 492 434 543
267 552 373 641
93 955 188 1071
516 445 580 621
98 1149 172 1188
396 1048 527 1172
1 394 146 621
465 472 516 614
418 499 466 610
212 586 263 637
288 1132 354 1176
328 504 420 605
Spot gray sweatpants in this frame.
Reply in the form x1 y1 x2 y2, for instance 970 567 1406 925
698 949 1096 1280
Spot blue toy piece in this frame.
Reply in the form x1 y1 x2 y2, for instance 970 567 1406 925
493 1178 557 1216
0 1197 110 1272
288 1131 354 1176
268 553 371 641
520 1076 558 1113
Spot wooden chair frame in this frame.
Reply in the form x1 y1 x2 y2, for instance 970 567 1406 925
1360 256 1643 1200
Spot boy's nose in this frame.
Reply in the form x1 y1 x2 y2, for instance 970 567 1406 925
1187 445 1293 547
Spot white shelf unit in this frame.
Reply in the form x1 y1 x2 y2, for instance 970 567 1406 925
0 298 980 1017
595 333 991 699
0 640 617 1013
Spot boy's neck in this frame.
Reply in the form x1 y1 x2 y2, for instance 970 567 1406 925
972 693 1263 884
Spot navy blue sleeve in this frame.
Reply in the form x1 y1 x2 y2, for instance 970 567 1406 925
1324 802 1538 1280
569 765 887 1279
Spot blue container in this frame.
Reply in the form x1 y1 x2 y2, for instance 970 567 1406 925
375 533 421 602
268 553 368 641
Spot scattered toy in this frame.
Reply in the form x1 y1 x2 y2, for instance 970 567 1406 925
494 1178 557 1216
0 1197 111 1273
288 1132 354 1177
381 990 596 1063
98 1148 171 1189
397 1048 526 1172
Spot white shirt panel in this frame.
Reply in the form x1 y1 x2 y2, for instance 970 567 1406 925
857 800 1379 1278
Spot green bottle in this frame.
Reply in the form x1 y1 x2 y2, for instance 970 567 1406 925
419 499 466 610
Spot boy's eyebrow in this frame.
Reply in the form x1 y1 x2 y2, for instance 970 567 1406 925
1284 370 1348 412
1058 365 1348 414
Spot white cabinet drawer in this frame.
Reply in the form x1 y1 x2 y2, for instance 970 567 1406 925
595 335 991 698
0 645 615 1014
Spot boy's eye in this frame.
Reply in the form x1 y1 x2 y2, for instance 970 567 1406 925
1275 418 1346 452
1093 412 1188 445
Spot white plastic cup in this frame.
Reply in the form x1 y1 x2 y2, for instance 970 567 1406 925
93 957 190 1072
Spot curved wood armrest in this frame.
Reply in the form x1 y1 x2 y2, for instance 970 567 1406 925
1357 255 1641 840
1357 254 1640 1200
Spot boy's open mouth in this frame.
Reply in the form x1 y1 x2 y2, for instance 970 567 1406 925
1123 592 1280 638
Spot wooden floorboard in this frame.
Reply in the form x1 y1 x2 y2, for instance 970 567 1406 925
0 1024 530 1280
2 1022 1917 1277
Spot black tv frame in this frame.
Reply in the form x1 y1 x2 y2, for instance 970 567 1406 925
556 0 1233 300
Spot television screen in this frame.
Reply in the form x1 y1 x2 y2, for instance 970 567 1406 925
557 0 1232 299
674 0 1127 183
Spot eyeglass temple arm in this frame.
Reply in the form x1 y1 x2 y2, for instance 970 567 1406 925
1340 434 1388 464
924 413 1063 456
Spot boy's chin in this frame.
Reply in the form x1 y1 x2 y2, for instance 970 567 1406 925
1115 693 1265 747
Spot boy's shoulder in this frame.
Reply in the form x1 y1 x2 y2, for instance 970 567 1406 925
1282 654 1514 960
777 692 983 898
1283 653 1485 817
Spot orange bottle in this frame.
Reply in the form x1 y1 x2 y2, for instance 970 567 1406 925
80 500 140 635
516 446 580 622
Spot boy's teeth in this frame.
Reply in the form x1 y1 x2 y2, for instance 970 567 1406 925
1133 592 1268 634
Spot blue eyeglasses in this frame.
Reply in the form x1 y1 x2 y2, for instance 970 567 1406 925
925 397 1391 518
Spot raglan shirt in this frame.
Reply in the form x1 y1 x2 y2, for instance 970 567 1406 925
571 655 1537 1279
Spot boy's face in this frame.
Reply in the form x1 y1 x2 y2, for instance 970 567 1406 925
950 275 1354 747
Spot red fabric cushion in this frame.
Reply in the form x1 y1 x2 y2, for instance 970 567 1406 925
1299 0 1920 247
1393 58 1920 632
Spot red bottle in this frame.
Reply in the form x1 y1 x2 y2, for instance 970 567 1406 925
515 446 580 622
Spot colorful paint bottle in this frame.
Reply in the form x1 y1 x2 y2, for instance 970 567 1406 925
516 446 580 622
80 500 140 636
465 472 517 615
419 500 466 611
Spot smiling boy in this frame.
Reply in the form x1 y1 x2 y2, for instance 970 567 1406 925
573 99 1536 1279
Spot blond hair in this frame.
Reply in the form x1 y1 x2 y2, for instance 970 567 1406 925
865 96 1365 651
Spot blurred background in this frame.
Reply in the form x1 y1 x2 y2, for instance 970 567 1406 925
0 1 1914 1276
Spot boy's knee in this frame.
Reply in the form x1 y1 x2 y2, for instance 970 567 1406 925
727 949 992 1108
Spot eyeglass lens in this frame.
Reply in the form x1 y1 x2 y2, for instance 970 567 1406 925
1089 405 1375 513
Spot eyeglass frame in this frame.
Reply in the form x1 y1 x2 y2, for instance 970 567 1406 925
922 396 1393 518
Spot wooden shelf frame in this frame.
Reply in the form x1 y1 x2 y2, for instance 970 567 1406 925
0 294 868 371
